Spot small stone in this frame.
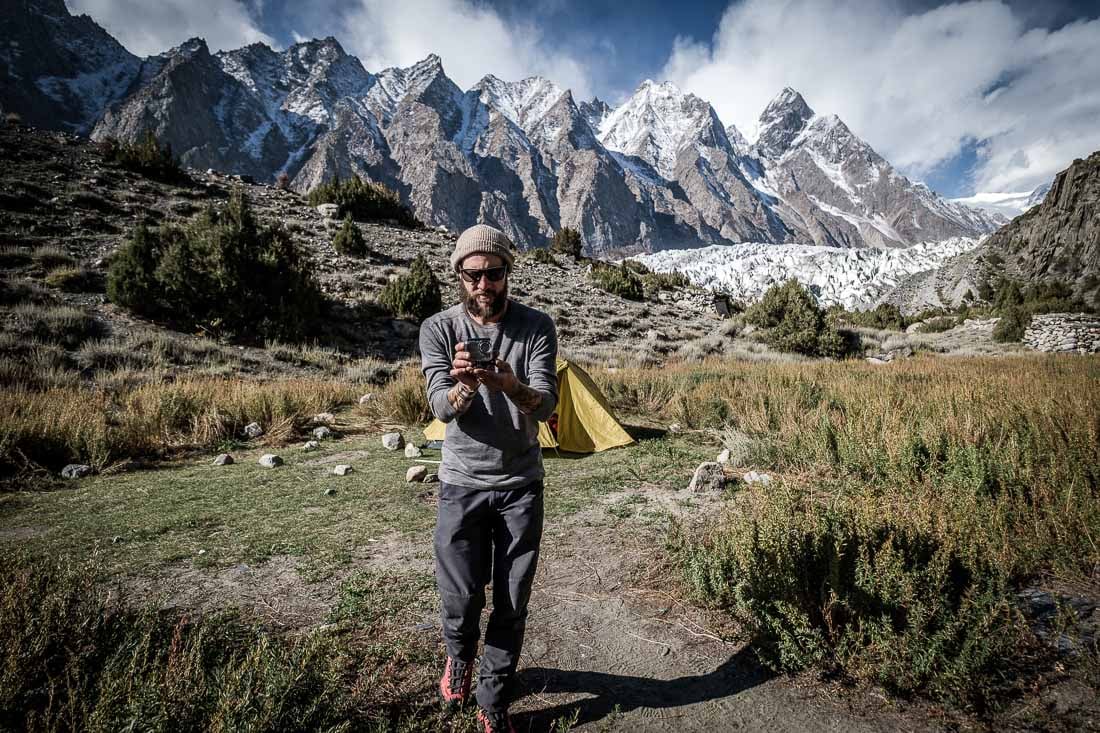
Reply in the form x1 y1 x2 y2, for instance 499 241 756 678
333 464 353 476
404 443 422 458
324 488 337 496
742 470 773 486
212 453 234 465
358 393 373 404
406 465 428 483
668 423 682 434
312 426 333 440
313 412 335 424
424 473 439 483
111 535 122 544
716 448 731 464
61 463 92 479
316 203 339 219
688 462 726 492
197 549 206 556
243 421 263 439
382 432 405 451
259 454 283 468
303 440 320 451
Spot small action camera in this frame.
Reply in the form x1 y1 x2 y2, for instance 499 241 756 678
466 338 495 369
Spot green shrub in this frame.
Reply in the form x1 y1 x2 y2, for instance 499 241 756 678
524 247 558 266
745 280 846 357
550 227 583 258
622 259 650 275
919 317 957 333
641 270 691 295
44 266 103 293
992 306 1030 342
332 214 368 257
107 187 324 341
837 303 906 331
378 254 442 322
677 488 1020 705
307 175 418 227
100 131 184 184
589 262 644 301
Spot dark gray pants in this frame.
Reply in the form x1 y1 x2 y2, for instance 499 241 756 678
434 480 544 713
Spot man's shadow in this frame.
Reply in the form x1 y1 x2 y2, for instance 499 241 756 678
517 646 773 730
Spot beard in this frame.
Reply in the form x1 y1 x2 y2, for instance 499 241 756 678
459 282 509 319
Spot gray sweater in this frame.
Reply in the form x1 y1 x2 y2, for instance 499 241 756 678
419 300 558 489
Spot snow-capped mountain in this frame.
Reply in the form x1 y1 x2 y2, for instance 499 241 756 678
950 182 1052 220
4 0 1006 256
634 237 983 309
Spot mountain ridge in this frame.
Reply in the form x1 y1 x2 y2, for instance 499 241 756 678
2 0 1005 255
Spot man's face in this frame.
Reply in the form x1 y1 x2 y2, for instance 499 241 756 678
458 253 509 319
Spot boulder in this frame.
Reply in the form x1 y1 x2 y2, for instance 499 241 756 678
333 465 353 476
243 422 263 439
406 465 428 483
404 443 422 458
259 454 283 468
61 463 92 479
303 440 320 451
688 462 726 492
312 426 333 440
212 453 234 466
382 432 405 451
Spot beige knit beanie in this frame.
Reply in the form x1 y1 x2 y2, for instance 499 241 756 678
450 224 515 272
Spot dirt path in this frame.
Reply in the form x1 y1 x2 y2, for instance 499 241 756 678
507 486 933 732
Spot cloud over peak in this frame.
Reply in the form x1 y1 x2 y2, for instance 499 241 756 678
660 0 1100 195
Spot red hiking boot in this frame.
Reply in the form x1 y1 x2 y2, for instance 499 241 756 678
439 656 473 708
476 708 516 733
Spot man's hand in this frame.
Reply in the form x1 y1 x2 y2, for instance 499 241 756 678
449 341 481 389
477 359 544 415
473 358 519 393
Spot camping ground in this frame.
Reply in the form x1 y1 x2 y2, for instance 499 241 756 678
2 354 1099 731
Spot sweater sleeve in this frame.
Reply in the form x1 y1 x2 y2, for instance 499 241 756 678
419 318 459 423
524 313 559 423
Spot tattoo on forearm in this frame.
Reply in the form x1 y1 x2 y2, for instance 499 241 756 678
447 383 476 415
506 382 544 415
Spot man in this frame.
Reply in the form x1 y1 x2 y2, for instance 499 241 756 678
419 224 559 733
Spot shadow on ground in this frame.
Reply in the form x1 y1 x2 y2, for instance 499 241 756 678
517 646 772 730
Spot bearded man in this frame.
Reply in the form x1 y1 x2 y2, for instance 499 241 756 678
418 223 559 733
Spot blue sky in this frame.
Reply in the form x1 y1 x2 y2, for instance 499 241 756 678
70 0 1100 198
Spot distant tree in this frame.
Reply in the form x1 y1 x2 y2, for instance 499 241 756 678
550 227 583 259
378 254 442 321
745 279 851 357
332 214 368 257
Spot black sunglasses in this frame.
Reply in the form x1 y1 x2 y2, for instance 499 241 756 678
459 266 508 283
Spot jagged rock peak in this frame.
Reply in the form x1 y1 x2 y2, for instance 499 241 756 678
756 86 815 158
473 74 565 129
163 37 211 59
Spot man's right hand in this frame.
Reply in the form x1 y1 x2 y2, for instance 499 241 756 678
450 342 480 389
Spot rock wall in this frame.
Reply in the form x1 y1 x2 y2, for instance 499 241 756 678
1023 313 1100 353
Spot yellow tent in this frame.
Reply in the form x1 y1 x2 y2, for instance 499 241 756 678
422 358 634 453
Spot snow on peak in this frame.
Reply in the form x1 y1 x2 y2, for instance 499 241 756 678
598 78 720 179
473 74 566 131
754 86 814 157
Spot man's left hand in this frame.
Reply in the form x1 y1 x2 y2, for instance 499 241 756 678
473 358 519 394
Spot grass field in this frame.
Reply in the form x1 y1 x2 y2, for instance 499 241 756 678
1 353 1098 729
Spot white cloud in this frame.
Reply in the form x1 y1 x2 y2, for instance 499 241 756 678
660 0 1100 195
334 0 594 101
69 0 276 55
